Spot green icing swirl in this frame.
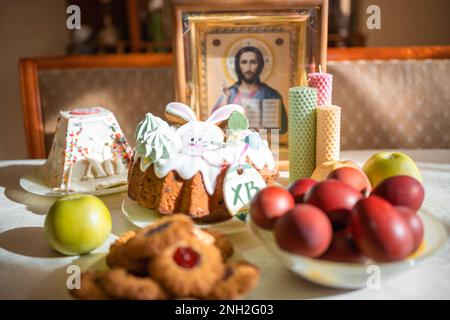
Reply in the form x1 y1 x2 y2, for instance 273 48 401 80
135 113 180 170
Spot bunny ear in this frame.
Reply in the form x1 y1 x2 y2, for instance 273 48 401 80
206 104 245 126
165 102 197 125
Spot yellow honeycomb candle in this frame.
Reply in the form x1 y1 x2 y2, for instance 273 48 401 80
316 105 341 167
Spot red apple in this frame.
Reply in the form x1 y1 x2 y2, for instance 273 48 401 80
372 175 425 212
250 186 295 230
274 204 332 258
351 196 415 262
304 180 363 230
321 227 368 263
395 206 424 252
288 178 317 203
327 167 372 195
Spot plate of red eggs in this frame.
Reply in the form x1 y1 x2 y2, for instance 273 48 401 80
247 167 448 289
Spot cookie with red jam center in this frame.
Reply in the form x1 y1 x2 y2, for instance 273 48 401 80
207 261 260 299
148 238 224 298
69 271 110 300
99 268 168 300
106 231 149 276
125 214 195 259
202 228 234 261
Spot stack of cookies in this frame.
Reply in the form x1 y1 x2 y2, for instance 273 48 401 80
70 215 260 300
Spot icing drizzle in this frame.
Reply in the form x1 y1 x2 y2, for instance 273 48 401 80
152 139 274 195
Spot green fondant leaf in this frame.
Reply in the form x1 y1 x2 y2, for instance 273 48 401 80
228 111 249 131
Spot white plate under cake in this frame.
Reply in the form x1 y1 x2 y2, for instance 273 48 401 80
20 170 128 197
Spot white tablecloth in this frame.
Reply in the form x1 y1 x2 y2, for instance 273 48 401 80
1 150 449 299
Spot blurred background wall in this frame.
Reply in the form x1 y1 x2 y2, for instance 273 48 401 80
0 0 449 159
0 0 69 159
356 0 450 47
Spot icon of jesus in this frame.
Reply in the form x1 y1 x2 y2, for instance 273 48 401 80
212 46 287 134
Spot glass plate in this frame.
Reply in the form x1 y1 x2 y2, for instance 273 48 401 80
247 209 448 289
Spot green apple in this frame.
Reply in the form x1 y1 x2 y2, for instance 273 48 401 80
44 194 112 255
363 151 422 188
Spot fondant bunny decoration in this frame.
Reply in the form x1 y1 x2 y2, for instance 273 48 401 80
165 102 244 156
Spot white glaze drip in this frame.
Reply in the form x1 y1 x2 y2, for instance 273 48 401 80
152 140 274 195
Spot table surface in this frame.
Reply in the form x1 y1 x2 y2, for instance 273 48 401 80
1 149 449 300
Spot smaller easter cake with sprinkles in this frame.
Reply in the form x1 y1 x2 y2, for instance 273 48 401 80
41 107 132 193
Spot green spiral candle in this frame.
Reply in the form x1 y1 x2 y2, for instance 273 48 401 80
288 86 317 182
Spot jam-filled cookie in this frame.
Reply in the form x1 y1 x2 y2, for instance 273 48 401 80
207 261 260 300
125 214 195 259
69 271 109 300
99 268 168 300
192 227 215 245
148 238 224 298
203 229 234 261
106 231 149 276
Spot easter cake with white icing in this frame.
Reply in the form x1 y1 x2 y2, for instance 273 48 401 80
128 102 277 222
41 107 132 193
